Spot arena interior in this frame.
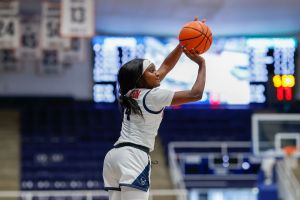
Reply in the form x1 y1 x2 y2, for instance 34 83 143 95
0 0 300 200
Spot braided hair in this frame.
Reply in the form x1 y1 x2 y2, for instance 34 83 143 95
117 59 144 120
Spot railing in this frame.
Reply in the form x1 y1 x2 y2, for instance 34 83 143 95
277 160 300 200
168 141 186 189
0 189 188 200
168 141 257 188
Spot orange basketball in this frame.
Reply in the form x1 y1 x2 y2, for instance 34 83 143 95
179 20 213 54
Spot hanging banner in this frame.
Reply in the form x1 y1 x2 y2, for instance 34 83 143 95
20 16 41 60
61 0 95 37
41 1 70 49
61 37 86 65
0 0 20 49
37 49 63 75
0 49 20 72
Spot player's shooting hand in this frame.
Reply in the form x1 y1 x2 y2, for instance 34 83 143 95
183 47 205 66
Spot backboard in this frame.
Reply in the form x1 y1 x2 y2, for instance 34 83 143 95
252 114 300 158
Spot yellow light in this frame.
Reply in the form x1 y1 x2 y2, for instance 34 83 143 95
273 75 282 87
282 75 295 87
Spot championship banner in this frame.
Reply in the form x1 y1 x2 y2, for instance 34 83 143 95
20 17 41 60
41 1 70 49
61 37 86 65
37 49 63 75
0 0 20 49
61 0 95 37
0 49 20 72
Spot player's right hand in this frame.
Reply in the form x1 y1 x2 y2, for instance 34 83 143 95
183 47 205 66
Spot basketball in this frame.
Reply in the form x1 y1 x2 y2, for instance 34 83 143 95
179 20 213 54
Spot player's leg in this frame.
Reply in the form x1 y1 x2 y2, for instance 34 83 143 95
121 186 149 200
103 149 122 199
108 190 121 200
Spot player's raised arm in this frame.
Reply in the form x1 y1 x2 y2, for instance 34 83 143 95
157 44 183 81
171 48 206 106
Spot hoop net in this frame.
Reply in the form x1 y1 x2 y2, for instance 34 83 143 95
283 146 300 157
282 146 300 169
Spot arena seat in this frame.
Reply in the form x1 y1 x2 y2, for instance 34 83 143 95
21 103 121 190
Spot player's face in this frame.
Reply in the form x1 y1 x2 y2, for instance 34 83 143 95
141 64 160 88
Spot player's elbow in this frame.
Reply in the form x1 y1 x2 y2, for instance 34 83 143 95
194 94 203 101
190 91 203 101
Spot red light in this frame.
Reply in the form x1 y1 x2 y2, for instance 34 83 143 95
210 93 220 106
277 87 293 101
277 87 284 101
285 87 292 101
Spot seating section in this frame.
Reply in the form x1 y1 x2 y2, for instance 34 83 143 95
159 108 252 152
21 104 121 191
159 108 256 188
21 102 253 191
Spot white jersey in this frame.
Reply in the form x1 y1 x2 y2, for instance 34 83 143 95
115 87 174 151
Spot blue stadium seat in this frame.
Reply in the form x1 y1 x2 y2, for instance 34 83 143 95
21 104 121 190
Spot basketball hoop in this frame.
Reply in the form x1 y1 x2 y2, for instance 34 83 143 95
283 146 300 157
282 146 300 169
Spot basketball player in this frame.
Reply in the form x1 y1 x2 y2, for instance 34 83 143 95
102 43 206 200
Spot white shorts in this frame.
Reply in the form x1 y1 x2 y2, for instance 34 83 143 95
103 146 151 192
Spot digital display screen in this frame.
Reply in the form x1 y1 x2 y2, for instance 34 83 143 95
92 36 297 106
